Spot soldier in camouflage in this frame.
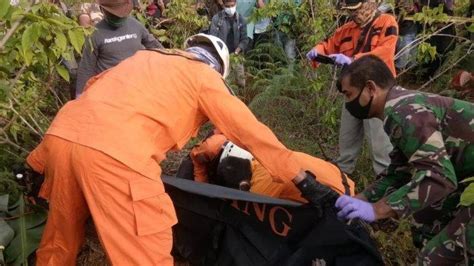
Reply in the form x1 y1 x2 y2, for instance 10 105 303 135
333 54 474 265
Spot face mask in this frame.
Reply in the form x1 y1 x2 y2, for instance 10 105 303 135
224 6 236 16
103 9 128 28
345 87 373 120
350 2 377 27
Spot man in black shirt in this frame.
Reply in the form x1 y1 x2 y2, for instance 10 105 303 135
209 0 249 88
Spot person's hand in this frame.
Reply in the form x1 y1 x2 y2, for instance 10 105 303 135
354 193 368 201
294 171 339 211
328 53 352 66
78 14 92 27
335 195 376 222
306 48 318 61
235 47 242 55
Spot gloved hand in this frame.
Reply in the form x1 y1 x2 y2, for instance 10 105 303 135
328 53 352 66
296 171 339 210
306 48 318 61
335 195 376 222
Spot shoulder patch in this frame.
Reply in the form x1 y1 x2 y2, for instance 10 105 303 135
385 26 398 37
147 48 200 61
340 36 352 44
391 125 403 140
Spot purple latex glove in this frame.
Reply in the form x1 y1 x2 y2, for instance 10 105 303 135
306 48 318 61
335 195 376 222
328 53 352 66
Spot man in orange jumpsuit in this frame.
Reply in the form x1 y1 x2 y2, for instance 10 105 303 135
190 130 227 183
306 0 397 178
27 34 336 265
189 134 355 202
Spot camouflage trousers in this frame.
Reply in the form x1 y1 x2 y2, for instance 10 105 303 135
416 205 474 265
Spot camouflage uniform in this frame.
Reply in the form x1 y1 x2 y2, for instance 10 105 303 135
361 86 474 265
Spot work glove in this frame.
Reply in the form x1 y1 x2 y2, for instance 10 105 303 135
335 195 376 222
328 53 352 66
306 48 318 61
296 171 339 216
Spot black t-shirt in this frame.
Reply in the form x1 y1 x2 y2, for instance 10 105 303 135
226 18 236 52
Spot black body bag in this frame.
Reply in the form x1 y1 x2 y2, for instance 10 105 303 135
163 175 383 266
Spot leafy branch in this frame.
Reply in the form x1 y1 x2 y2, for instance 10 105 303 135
418 42 473 90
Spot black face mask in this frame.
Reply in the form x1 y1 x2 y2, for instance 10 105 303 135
101 8 127 28
345 87 373 119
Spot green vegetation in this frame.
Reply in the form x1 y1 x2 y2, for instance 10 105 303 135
0 1 89 264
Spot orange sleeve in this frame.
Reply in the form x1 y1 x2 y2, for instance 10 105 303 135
249 160 285 197
354 15 398 76
197 73 301 183
293 152 355 196
250 153 357 202
190 134 227 162
315 34 340 56
26 139 49 174
189 134 227 183
311 26 345 68
190 155 209 183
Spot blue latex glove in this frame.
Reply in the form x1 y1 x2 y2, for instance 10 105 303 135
335 195 376 222
328 53 352 66
306 48 318 61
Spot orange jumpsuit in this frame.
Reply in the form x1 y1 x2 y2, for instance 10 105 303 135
190 134 355 202
190 133 227 183
314 13 398 76
27 49 303 265
250 152 355 203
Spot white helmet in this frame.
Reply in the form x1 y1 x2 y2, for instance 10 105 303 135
219 141 254 163
184 33 230 79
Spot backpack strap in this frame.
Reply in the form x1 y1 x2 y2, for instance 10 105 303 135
338 166 351 196
147 48 201 61
352 12 381 56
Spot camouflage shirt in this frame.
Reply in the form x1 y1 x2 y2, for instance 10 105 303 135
363 86 474 218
